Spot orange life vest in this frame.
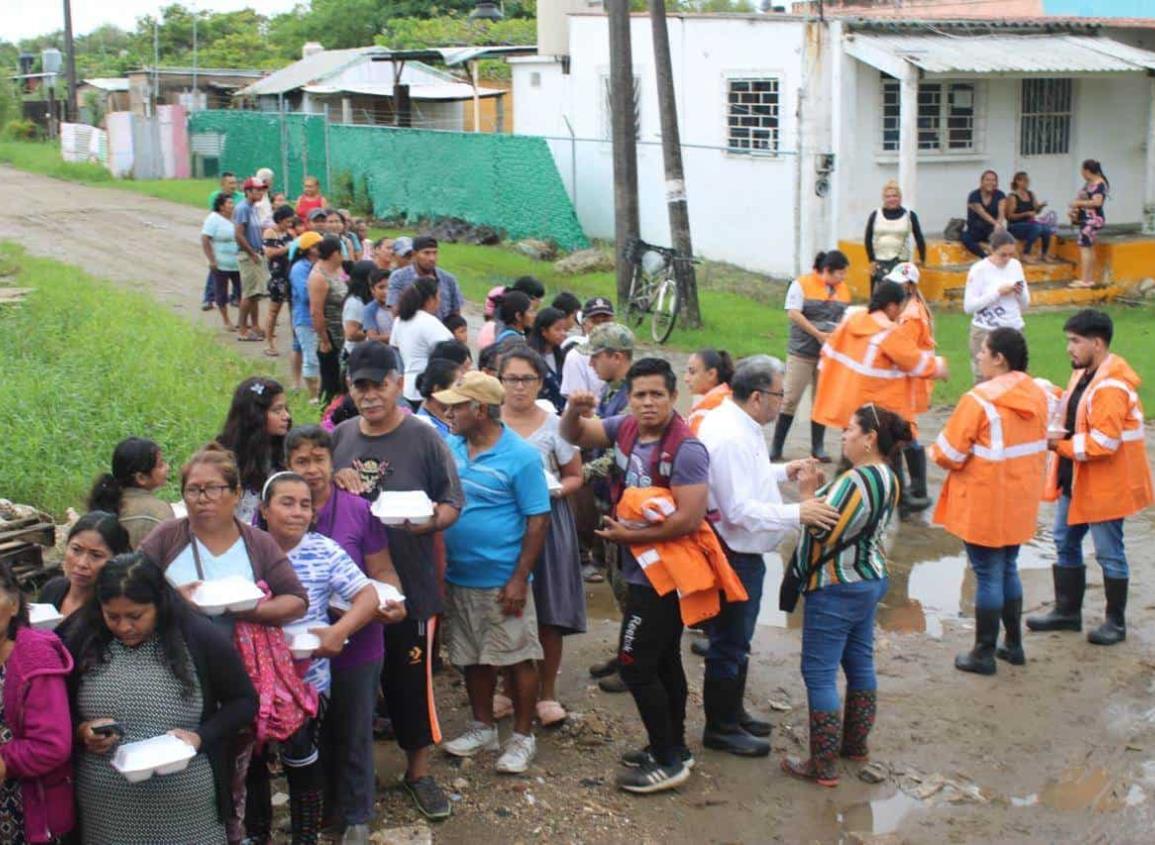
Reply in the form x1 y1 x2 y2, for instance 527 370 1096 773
812 309 943 429
899 296 936 417
930 371 1049 547
687 383 732 435
1043 353 1153 524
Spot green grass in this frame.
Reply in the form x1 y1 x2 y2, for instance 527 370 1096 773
0 139 216 207
0 243 271 518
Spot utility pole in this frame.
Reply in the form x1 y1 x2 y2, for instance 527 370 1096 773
647 0 700 327
607 0 640 306
62 0 78 121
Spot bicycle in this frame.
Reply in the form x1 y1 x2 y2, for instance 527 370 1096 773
623 239 691 344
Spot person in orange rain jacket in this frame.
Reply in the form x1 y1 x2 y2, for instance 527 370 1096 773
1027 310 1153 646
811 281 948 514
930 328 1049 675
887 261 937 517
684 348 734 435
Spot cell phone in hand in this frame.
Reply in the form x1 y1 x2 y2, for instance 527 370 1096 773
92 722 125 738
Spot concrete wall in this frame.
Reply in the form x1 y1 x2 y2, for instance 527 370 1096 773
188 110 588 250
513 14 805 277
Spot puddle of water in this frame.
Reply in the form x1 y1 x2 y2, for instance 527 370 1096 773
836 790 922 839
1038 766 1115 812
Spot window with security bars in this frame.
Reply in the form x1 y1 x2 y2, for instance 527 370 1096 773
601 75 640 141
727 78 780 154
881 77 977 153
1020 78 1072 156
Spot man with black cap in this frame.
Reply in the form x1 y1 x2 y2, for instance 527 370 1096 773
330 341 464 822
386 235 463 321
561 297 616 400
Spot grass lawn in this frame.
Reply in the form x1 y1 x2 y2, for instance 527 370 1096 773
0 243 316 518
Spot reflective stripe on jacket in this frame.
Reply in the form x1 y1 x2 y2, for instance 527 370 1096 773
930 371 1049 547
899 296 936 417
1044 353 1153 524
812 309 944 429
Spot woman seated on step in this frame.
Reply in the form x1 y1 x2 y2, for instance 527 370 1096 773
1005 171 1060 265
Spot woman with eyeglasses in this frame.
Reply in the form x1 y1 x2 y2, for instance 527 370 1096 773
137 443 307 844
781 403 909 788
499 347 585 726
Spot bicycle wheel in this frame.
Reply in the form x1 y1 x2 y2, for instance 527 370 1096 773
650 277 680 344
625 269 647 327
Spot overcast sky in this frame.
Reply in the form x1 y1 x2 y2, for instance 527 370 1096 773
1 0 300 43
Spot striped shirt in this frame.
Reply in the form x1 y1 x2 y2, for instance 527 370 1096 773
286 532 372 695
791 465 898 591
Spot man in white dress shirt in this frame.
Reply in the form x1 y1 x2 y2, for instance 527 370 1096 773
696 355 839 757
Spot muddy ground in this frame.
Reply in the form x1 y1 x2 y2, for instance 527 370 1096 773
3 166 1155 844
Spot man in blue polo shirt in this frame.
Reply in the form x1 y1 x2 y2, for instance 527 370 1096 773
436 371 550 776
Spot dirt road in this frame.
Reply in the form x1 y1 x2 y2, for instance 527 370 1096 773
4 166 1155 844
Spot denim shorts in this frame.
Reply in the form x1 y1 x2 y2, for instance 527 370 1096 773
294 324 319 377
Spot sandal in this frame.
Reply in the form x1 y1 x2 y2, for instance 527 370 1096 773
493 694 514 721
237 331 262 342
536 699 567 727
263 348 280 357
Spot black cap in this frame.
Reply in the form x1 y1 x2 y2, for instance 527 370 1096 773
348 341 400 384
412 235 438 252
583 296 614 318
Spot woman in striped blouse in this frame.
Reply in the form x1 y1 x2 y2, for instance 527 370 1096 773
781 403 910 787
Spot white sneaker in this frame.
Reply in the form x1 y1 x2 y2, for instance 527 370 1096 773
495 732 536 774
443 721 500 757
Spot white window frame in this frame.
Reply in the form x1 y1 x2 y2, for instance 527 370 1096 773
1020 78 1074 157
878 75 984 158
724 75 782 157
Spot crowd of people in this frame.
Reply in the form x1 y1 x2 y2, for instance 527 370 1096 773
3 169 1149 844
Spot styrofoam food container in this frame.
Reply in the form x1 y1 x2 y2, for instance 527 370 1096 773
190 576 263 616
111 734 196 783
371 490 434 526
170 501 188 519
283 624 322 659
28 603 63 631
544 471 563 495
329 580 407 613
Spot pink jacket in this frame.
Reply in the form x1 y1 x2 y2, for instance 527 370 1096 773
0 627 75 843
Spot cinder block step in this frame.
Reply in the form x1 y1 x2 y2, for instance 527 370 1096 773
942 279 1121 307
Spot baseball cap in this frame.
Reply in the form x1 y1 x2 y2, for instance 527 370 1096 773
393 236 414 258
484 285 506 318
242 177 266 191
297 231 323 252
582 296 614 318
433 371 505 406
884 262 920 286
307 207 329 222
576 322 634 356
348 341 401 384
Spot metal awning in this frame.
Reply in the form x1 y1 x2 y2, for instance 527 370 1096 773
846 33 1155 78
303 82 504 101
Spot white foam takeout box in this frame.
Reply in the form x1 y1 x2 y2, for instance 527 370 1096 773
188 576 264 616
282 624 322 660
28 603 63 631
544 470 563 496
370 490 435 526
111 734 197 784
329 580 406 614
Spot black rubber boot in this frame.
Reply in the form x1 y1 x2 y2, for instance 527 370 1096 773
996 598 1026 665
810 421 832 463
954 607 1000 675
736 662 772 738
1088 577 1128 646
702 676 770 757
900 446 931 514
1026 566 1085 632
770 413 794 462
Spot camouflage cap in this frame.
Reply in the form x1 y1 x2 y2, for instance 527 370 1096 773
576 322 635 355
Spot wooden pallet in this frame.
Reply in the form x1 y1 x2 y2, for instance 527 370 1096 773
0 513 58 590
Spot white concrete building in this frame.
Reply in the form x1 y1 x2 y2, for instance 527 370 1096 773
512 10 1155 277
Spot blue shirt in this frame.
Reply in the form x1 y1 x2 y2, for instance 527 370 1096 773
234 199 264 253
290 258 314 328
385 265 464 320
444 426 551 588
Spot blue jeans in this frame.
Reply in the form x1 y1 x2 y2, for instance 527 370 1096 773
1008 219 1052 254
201 268 214 304
704 551 765 680
965 543 1022 610
962 227 991 258
1053 494 1128 579
324 659 383 825
801 579 888 712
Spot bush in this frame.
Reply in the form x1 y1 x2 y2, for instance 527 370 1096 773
2 119 40 141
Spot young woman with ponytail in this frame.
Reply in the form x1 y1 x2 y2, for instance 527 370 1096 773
87 438 174 548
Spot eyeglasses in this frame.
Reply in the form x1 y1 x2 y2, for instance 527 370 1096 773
183 484 233 502
500 375 541 386
754 389 785 399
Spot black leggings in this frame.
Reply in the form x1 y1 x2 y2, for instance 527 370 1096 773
617 583 687 766
318 331 343 404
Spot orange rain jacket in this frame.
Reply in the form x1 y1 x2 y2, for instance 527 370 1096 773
1044 353 1153 524
688 383 732 435
812 309 945 429
899 296 936 417
615 487 748 626
930 371 1050 547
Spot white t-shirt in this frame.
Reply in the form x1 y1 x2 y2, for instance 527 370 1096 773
783 279 805 311
963 257 1030 330
342 295 366 355
560 349 604 398
391 310 454 402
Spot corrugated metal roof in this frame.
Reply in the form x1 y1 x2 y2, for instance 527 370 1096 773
302 82 504 101
851 33 1155 75
236 48 381 96
83 77 129 92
